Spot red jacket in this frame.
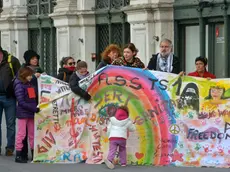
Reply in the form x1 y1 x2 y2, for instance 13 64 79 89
188 71 216 79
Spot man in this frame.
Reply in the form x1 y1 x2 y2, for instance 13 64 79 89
188 56 216 79
147 39 181 74
0 46 21 156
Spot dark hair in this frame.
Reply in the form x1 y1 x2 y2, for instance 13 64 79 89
118 105 129 115
76 61 87 70
195 56 208 66
123 43 138 53
77 59 81 63
18 67 34 83
101 44 121 61
60 57 75 67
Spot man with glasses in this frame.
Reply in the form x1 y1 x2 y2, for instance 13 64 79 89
147 39 181 74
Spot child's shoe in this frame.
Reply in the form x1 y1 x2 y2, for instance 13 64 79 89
15 151 27 163
104 159 115 169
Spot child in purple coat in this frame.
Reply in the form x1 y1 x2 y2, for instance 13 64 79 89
14 67 39 163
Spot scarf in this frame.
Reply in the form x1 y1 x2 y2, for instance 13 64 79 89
156 53 174 73
65 66 76 71
76 71 90 80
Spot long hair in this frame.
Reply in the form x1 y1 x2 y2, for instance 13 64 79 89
18 67 34 83
205 86 226 100
101 44 121 62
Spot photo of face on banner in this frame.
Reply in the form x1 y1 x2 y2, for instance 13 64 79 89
205 86 226 101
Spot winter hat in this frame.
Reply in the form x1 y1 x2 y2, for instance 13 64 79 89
115 108 129 120
24 50 40 65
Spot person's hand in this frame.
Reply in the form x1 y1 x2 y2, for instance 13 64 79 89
35 73 41 78
178 71 185 77
143 67 150 70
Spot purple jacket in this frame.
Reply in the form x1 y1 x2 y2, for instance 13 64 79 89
14 78 37 118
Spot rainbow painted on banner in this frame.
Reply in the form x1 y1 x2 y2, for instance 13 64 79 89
34 65 230 168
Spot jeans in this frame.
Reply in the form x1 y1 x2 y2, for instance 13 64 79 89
0 95 16 150
107 139 127 165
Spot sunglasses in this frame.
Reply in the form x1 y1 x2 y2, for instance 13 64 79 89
68 62 76 66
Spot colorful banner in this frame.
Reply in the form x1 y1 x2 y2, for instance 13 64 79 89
34 66 230 168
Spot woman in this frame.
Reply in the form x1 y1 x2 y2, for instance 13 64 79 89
21 50 44 161
96 44 121 70
188 56 216 79
57 57 76 82
112 43 145 68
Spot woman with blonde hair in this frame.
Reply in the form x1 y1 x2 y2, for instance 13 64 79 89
96 44 121 70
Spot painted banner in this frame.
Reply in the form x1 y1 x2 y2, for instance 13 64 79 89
34 65 230 168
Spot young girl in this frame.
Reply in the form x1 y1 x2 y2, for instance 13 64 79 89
105 105 136 169
69 61 91 101
14 67 39 163
57 56 76 82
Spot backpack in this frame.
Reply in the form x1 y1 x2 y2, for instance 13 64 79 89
6 54 16 98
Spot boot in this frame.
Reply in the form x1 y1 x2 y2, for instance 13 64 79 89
31 149 34 161
15 151 27 163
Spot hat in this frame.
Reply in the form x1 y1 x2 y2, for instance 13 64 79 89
195 56 208 66
23 50 40 65
115 109 129 120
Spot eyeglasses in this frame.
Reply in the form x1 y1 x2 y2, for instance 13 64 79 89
160 46 170 49
68 62 76 66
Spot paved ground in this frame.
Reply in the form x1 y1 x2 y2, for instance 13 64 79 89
1 116 230 172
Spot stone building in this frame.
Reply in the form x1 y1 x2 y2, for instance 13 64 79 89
0 0 173 75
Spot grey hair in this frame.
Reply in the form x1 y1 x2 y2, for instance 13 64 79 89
160 38 173 47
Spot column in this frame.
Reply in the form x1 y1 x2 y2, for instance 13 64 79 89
50 0 96 72
124 0 174 65
0 0 28 63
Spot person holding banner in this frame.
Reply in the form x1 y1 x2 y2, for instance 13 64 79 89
69 61 91 101
104 105 136 169
96 44 121 70
188 56 216 79
112 43 145 68
147 39 181 74
14 67 39 163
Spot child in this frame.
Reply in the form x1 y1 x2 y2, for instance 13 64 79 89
69 61 91 101
104 105 136 169
57 56 76 82
14 67 39 163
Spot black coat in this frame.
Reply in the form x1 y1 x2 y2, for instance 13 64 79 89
57 68 74 83
147 53 181 74
0 50 21 97
96 59 110 70
69 72 91 101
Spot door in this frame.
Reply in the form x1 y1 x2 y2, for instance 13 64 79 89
214 24 226 78
27 0 57 76
95 0 130 64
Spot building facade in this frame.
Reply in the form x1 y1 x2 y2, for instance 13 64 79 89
0 0 174 74
174 0 230 78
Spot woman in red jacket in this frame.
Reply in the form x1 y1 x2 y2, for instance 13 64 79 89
188 56 216 79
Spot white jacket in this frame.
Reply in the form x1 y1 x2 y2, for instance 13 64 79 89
107 117 136 139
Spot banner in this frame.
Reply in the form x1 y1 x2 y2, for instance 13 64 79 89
34 66 230 168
